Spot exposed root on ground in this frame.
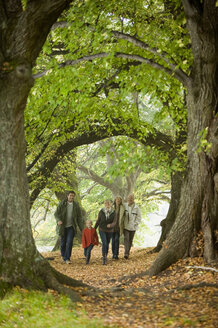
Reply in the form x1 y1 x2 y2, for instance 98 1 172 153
168 282 218 292
36 259 100 302
118 269 148 284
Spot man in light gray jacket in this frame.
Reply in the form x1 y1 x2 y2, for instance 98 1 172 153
123 194 141 259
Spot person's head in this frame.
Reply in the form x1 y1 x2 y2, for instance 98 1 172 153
67 191 76 203
86 220 93 229
127 194 135 206
114 196 122 207
104 199 112 210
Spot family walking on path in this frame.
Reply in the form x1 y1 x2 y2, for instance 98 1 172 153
54 191 141 265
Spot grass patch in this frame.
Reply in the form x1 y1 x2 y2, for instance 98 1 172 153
162 316 199 327
0 288 115 328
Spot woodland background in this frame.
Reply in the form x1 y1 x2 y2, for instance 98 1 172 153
0 0 218 327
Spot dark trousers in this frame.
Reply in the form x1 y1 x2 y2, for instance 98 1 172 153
84 244 93 263
123 229 135 257
112 231 120 258
99 230 112 257
60 226 75 261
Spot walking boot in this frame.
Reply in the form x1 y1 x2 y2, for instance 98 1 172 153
86 254 90 264
102 255 107 265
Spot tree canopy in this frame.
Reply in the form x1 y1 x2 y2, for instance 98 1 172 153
0 0 217 299
25 0 188 204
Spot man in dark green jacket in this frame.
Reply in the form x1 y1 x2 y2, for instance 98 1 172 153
54 190 83 264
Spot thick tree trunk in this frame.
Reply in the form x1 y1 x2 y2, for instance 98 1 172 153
0 76 85 299
0 75 40 292
0 0 91 299
148 1 218 276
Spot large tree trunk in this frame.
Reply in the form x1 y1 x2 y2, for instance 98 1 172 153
148 0 218 276
0 0 90 299
153 170 183 252
0 74 40 292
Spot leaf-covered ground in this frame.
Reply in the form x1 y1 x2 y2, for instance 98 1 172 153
44 245 218 328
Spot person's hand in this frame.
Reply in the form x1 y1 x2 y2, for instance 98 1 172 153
107 224 111 228
58 221 63 225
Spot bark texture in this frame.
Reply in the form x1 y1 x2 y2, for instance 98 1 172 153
148 0 218 276
0 0 90 298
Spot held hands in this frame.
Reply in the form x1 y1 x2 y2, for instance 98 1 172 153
58 221 63 225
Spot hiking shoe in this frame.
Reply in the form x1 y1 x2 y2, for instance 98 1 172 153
65 260 71 264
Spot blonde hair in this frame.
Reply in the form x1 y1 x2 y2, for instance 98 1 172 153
86 220 93 225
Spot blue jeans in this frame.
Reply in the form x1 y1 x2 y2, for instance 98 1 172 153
99 230 112 257
60 226 75 261
84 244 93 263
112 231 120 258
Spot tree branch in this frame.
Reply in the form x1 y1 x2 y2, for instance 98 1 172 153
181 0 203 64
5 0 73 63
48 22 189 87
78 164 116 191
182 0 202 19
112 30 189 85
80 182 99 199
2 0 22 15
27 134 54 172
51 20 69 29
33 51 188 86
28 119 174 205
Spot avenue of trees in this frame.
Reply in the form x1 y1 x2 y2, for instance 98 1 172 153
0 0 217 298
31 138 171 249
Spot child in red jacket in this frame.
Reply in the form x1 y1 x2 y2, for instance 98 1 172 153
82 220 99 264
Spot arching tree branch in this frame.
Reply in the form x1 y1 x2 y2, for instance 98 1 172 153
28 119 174 205
33 52 188 86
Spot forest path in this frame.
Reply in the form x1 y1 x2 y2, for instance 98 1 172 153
43 246 218 328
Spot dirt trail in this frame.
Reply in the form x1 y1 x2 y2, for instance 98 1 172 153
43 245 218 327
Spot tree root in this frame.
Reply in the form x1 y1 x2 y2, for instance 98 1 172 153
44 256 55 261
117 270 148 284
1 255 103 301
186 265 218 272
107 286 152 296
147 246 161 253
168 282 218 293
36 258 99 301
51 266 90 288
0 280 13 298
